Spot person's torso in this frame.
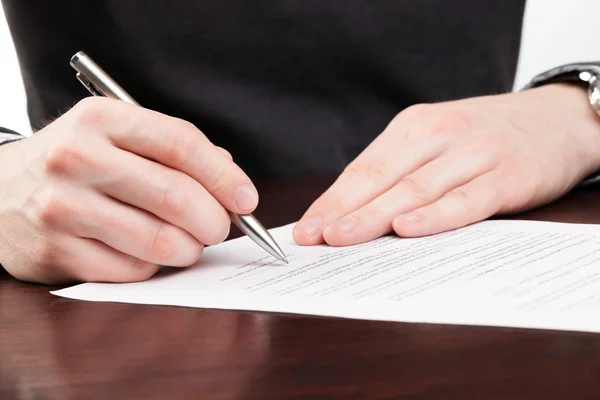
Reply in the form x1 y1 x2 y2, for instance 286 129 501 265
2 0 526 178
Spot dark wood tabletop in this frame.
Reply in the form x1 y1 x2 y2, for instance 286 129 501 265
2 175 600 400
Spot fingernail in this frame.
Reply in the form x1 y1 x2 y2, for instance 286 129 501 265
297 216 322 236
220 223 231 243
400 213 422 223
235 183 258 212
333 217 357 232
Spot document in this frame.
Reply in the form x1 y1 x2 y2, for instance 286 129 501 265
52 220 600 333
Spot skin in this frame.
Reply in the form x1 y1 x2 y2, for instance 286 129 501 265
293 83 600 246
0 97 259 284
1 84 600 284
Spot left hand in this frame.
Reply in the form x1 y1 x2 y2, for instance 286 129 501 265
293 83 600 246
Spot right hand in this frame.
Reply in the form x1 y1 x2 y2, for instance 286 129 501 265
0 97 258 284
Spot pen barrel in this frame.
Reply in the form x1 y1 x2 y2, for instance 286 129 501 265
70 51 138 105
228 212 287 262
70 50 287 263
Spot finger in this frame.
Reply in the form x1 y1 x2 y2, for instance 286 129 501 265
392 172 504 238
69 97 258 214
51 142 231 246
293 137 445 245
53 237 160 284
43 185 204 266
216 146 233 161
102 148 231 246
322 149 496 246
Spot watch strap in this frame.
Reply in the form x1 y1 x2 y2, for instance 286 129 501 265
521 62 600 90
521 63 600 188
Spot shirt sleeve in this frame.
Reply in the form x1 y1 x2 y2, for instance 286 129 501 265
0 127 25 145
579 171 600 187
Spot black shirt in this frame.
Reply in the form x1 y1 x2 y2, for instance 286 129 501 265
1 1 526 178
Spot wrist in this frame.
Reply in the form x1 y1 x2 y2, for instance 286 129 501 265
520 62 600 183
530 83 600 179
0 136 24 160
562 83 600 176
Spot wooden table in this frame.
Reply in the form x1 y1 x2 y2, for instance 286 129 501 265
2 176 600 399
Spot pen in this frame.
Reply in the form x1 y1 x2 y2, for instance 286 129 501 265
70 51 288 264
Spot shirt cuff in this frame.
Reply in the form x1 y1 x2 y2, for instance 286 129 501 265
578 171 600 187
0 127 25 146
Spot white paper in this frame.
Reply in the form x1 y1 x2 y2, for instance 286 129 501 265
52 220 600 333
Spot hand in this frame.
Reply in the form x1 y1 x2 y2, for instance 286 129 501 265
293 84 600 246
0 97 258 284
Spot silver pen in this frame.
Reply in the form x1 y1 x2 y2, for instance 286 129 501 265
70 51 288 264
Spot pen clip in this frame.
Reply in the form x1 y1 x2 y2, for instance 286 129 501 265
76 72 104 98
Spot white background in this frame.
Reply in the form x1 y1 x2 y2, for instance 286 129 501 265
0 0 599 136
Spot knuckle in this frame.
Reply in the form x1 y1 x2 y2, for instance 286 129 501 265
362 161 390 182
363 202 389 221
163 123 198 169
430 111 475 137
130 259 161 282
397 176 432 203
7 237 71 284
448 187 483 219
328 195 352 216
400 103 431 120
37 240 65 272
450 187 472 209
217 146 233 161
174 119 199 136
148 222 177 263
44 144 88 177
72 97 111 128
36 189 72 228
160 177 188 221
343 162 362 177
344 160 390 183
148 224 204 266
207 166 235 196
164 139 187 169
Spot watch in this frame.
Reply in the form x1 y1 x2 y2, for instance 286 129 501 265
521 62 600 118
522 62 600 186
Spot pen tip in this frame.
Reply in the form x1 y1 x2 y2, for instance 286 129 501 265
283 257 289 264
